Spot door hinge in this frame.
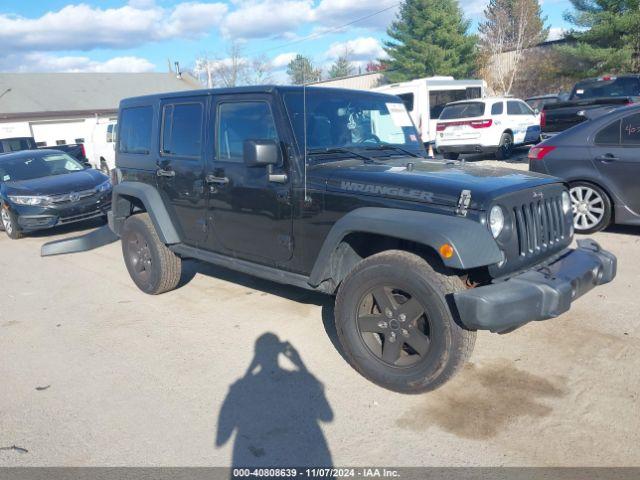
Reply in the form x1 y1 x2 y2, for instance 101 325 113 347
456 189 472 217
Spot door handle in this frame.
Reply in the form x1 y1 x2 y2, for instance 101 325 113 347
156 168 175 177
596 154 619 163
205 174 229 185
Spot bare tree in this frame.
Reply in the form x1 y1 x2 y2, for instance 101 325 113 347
192 42 274 88
478 0 548 95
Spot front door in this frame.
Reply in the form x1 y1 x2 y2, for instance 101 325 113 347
592 111 640 215
155 97 208 246
205 95 293 264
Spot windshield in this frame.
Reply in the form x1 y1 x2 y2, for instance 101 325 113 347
283 89 424 160
571 77 640 100
0 153 85 182
439 102 485 119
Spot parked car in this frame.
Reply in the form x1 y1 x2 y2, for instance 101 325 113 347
0 150 111 239
529 103 640 233
42 86 616 393
374 76 485 144
435 97 541 160
541 75 640 139
0 135 89 163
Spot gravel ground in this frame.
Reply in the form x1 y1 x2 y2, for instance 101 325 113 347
1 154 638 467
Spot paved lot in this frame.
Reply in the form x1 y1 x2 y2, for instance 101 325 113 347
1 155 639 467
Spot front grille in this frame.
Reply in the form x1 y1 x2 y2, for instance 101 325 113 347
49 188 98 204
513 196 566 257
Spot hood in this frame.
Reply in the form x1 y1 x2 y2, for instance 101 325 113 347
312 158 559 210
4 169 108 196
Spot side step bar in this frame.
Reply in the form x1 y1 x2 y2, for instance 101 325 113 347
41 224 119 257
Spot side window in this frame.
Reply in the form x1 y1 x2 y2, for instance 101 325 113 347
56 140 66 146
398 93 414 112
507 101 522 115
36 141 47 147
217 102 278 163
519 102 535 115
595 120 621 145
491 102 503 115
106 124 114 143
119 106 153 154
621 113 640 146
75 138 85 144
161 102 203 158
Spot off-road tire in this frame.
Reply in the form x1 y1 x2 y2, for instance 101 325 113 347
443 152 460 160
121 213 181 295
569 181 612 234
334 250 476 394
495 132 514 160
1 205 24 239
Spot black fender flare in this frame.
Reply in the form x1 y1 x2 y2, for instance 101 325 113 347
111 182 180 244
308 207 502 287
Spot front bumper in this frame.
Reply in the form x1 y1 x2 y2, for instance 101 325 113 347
14 194 111 232
453 239 616 333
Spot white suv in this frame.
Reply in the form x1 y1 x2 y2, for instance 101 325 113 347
435 97 541 160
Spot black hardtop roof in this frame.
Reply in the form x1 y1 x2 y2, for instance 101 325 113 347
119 85 400 107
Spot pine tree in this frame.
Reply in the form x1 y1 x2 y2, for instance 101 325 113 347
383 0 477 81
328 54 354 79
286 55 322 85
559 0 640 75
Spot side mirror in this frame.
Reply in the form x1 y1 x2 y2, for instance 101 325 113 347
244 139 280 167
534 108 540 115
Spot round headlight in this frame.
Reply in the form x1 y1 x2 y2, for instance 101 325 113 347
562 191 571 214
489 205 505 238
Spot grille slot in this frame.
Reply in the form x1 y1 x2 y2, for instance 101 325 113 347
513 196 565 257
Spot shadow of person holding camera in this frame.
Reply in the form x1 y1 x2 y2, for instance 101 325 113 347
216 333 334 468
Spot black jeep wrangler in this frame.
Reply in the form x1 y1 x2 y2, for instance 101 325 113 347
43 86 617 393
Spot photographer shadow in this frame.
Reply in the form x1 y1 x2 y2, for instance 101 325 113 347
216 333 334 469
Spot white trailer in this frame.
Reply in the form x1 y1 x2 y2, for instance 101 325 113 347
374 76 486 144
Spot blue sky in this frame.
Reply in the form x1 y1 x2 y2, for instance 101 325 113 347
0 0 574 80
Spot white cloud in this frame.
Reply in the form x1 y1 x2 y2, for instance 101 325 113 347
0 53 155 73
271 52 297 69
325 37 387 61
547 27 566 41
221 0 314 39
0 2 227 53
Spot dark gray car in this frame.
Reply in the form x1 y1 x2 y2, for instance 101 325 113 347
529 104 640 233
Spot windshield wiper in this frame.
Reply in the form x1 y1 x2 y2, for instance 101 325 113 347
307 147 377 163
365 144 421 158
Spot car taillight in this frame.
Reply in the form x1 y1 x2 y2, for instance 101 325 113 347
528 146 556 160
80 143 86 158
540 110 546 128
436 123 446 131
469 119 493 128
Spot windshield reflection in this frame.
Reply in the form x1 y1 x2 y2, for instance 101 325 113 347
283 88 425 162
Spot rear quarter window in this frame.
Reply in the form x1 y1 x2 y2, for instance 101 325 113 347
491 102 503 115
621 113 640 146
594 120 621 145
397 93 414 112
119 106 153 154
439 102 485 119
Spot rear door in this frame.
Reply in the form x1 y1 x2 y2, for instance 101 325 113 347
592 112 640 215
155 96 208 246
507 101 539 144
204 94 293 264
